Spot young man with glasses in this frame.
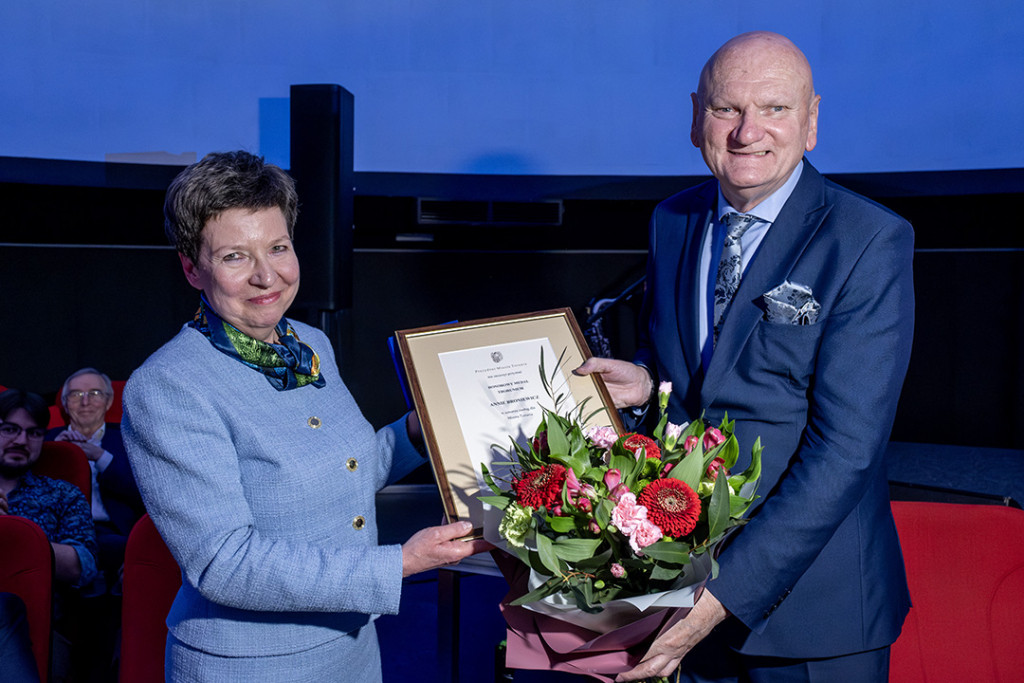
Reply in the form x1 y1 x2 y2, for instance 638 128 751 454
0 389 98 587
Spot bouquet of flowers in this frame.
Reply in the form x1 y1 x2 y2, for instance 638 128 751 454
480 376 762 680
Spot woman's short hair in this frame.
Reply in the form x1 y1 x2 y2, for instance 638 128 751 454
163 151 299 262
0 389 50 428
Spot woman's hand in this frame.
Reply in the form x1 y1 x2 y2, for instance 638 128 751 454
574 358 653 409
401 521 491 577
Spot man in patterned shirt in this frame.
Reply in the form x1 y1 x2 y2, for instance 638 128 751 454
0 389 97 587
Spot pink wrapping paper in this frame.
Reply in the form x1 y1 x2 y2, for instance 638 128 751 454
495 552 697 682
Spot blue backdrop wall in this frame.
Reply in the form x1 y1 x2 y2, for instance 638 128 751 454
2 0 1021 174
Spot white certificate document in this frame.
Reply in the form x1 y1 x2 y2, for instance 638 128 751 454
438 338 576 493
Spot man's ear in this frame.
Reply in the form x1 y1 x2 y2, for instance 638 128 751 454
690 92 702 148
179 252 203 291
805 94 821 152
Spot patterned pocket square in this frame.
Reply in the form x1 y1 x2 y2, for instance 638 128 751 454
763 281 820 325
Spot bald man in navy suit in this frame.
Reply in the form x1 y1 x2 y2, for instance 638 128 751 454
578 32 914 682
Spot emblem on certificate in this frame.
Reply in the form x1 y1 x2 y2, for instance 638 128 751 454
395 308 622 534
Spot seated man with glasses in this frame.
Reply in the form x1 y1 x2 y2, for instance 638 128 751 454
0 389 98 588
47 368 143 588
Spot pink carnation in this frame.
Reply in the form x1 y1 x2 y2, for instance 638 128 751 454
611 492 647 535
629 519 663 555
610 563 626 578
584 425 619 450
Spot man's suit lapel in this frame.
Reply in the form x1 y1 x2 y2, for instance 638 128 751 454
701 162 831 406
674 184 715 384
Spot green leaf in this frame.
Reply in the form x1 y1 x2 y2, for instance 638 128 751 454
594 499 613 529
714 434 740 470
650 563 684 581
707 473 731 539
477 494 511 510
509 576 563 606
480 462 500 495
729 437 763 500
569 584 603 613
668 449 703 492
546 420 571 460
639 541 692 565
535 533 561 575
552 538 604 563
573 547 613 572
547 516 576 533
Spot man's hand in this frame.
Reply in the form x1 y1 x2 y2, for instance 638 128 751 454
401 521 491 577
574 358 653 409
56 429 105 462
615 591 728 681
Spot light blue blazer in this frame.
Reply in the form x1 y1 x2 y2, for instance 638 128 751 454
637 161 914 658
122 320 425 659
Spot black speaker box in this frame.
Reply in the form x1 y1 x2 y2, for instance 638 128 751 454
289 84 354 311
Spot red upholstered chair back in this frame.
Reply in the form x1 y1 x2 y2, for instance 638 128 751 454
48 379 127 428
120 514 181 683
0 516 54 682
890 501 1024 682
32 441 92 502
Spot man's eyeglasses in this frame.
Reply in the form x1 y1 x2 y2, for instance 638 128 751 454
65 389 110 402
0 423 46 440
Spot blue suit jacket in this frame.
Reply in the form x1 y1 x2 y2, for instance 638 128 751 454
46 423 145 536
636 162 914 658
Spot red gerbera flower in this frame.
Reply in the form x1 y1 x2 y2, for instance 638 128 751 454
637 478 701 537
623 433 662 460
512 464 567 509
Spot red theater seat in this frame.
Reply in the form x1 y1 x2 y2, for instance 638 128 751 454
120 514 181 683
0 516 54 682
32 441 92 502
890 501 1024 682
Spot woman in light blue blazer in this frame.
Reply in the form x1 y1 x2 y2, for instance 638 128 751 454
122 151 487 682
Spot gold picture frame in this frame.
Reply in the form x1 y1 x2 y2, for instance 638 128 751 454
395 308 623 532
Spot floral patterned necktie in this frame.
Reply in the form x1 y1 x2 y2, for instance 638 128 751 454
713 212 757 345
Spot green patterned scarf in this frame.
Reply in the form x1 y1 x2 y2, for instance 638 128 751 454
190 296 326 391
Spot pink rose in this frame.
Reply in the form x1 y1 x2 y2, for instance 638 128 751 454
584 425 619 450
703 427 725 451
629 519 663 555
610 563 626 578
611 492 646 535
683 435 700 453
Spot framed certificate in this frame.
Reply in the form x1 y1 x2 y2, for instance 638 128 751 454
395 308 623 532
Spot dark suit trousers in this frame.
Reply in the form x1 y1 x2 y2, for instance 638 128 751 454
677 624 890 683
